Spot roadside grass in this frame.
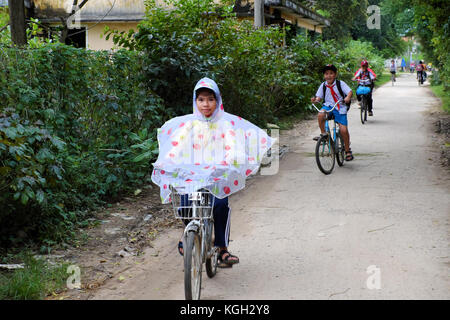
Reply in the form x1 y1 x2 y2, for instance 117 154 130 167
375 73 392 87
0 252 70 300
429 84 450 113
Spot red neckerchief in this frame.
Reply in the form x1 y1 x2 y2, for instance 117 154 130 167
326 83 340 110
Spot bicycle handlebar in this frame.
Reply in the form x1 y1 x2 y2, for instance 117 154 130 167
352 78 373 85
311 99 343 113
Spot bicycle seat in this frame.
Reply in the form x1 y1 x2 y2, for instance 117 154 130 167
325 112 335 120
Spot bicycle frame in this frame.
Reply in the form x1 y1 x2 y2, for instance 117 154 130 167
312 99 341 150
171 187 216 262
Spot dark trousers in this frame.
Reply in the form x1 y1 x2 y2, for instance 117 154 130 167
180 195 230 248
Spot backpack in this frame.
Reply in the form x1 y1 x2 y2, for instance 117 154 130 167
322 80 351 110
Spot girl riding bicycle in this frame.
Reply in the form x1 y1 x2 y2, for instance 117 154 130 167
151 77 273 267
353 60 376 116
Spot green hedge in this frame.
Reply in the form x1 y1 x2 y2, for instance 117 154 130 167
0 0 385 248
0 44 170 247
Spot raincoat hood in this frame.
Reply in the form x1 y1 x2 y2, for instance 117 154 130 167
193 77 224 122
151 77 275 203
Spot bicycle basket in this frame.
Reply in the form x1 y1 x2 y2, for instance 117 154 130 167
170 186 215 220
356 86 371 95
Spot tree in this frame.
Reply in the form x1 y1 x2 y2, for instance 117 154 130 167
382 0 449 87
350 0 407 58
303 0 369 41
8 0 26 46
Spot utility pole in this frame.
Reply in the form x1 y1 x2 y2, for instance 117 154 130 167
8 0 27 46
254 0 264 28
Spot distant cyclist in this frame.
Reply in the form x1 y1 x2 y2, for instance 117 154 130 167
416 61 427 83
389 59 397 82
352 60 377 116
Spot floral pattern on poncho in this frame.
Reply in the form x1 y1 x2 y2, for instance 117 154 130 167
151 77 274 203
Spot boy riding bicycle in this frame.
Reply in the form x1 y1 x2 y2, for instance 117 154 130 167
352 60 376 116
311 64 354 161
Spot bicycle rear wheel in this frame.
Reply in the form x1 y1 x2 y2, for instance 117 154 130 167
315 134 335 175
336 133 345 167
184 231 202 300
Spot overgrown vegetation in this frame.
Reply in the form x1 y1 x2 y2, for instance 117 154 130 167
0 0 385 252
383 0 449 90
0 44 171 249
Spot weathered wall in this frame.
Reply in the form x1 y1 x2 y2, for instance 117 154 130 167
33 0 146 20
86 22 138 50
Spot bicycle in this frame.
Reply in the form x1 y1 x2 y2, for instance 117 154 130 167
170 186 219 300
354 79 373 124
391 72 395 86
417 71 424 86
312 100 346 175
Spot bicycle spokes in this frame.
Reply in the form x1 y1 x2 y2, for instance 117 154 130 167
315 135 335 175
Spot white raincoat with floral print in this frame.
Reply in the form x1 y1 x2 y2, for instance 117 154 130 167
151 78 274 203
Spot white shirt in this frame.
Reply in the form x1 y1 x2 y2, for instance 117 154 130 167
390 63 397 72
315 80 352 114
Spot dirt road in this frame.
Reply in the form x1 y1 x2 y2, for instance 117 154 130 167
88 73 450 300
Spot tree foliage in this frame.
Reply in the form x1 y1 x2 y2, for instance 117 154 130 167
382 0 449 88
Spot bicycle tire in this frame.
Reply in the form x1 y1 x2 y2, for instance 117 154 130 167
184 231 202 300
336 133 345 167
315 134 335 175
205 220 218 278
360 99 366 124
365 102 368 122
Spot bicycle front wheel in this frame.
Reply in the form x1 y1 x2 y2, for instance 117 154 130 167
315 134 335 175
184 231 202 300
205 220 218 278
336 133 345 167
360 99 366 124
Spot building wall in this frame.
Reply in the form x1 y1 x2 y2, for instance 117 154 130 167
86 22 138 51
33 0 146 20
280 12 322 33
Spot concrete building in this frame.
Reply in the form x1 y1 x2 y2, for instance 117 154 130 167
30 0 329 50
235 0 330 34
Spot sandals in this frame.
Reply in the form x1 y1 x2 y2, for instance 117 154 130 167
218 249 239 268
178 241 240 269
345 150 354 161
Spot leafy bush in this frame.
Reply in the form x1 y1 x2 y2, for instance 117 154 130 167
0 43 170 247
